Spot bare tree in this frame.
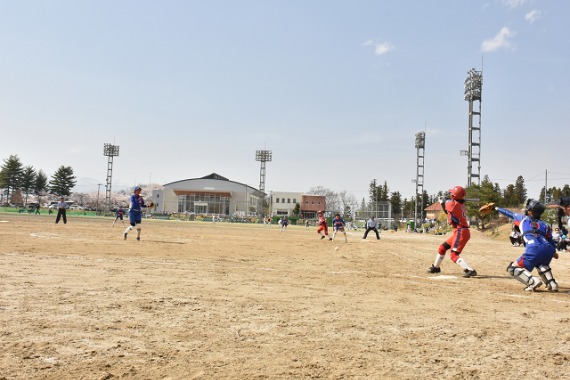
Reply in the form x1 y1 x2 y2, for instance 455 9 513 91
308 186 339 211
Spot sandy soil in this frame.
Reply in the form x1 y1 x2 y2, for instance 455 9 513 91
1 213 570 380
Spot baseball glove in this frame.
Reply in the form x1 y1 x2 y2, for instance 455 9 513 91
479 202 496 217
147 202 155 208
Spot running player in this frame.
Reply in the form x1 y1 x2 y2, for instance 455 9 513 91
123 186 149 241
316 211 331 240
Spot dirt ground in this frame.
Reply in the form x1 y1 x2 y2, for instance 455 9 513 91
1 214 570 380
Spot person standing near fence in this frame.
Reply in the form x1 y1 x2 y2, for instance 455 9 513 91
55 197 67 224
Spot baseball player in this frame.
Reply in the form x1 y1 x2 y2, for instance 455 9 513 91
123 186 150 241
331 213 348 243
506 199 559 292
112 206 125 227
427 185 477 277
316 211 331 240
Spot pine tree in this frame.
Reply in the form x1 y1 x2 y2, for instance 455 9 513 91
49 166 77 196
0 155 24 204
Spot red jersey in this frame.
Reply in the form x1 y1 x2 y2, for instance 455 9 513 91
446 200 469 228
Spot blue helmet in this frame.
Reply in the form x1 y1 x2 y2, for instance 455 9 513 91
133 186 142 191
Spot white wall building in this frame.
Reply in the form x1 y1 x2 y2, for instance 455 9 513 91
269 191 303 216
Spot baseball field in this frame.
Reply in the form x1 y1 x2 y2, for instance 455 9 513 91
1 214 570 379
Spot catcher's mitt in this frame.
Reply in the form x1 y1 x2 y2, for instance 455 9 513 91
147 202 155 208
479 202 496 217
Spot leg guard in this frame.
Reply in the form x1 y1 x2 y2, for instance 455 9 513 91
507 262 542 291
537 265 558 292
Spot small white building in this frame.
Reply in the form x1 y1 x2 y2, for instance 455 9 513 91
270 191 302 216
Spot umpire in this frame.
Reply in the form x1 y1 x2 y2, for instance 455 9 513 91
362 216 380 240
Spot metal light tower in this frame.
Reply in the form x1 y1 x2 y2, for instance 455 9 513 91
103 143 120 213
414 132 426 231
464 68 483 187
255 150 272 192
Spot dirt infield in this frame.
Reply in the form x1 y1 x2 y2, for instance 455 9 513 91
1 214 570 379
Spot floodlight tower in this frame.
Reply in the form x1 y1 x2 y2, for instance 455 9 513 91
103 143 120 212
464 68 483 187
414 132 426 231
255 150 272 192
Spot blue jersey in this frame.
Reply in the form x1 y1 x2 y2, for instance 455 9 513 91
518 216 556 270
332 217 346 230
129 194 146 212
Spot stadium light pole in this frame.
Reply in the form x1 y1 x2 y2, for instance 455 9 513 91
414 132 426 232
464 68 483 187
103 143 120 213
255 150 272 193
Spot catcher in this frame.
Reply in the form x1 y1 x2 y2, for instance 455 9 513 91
123 186 154 241
506 199 559 292
427 186 477 278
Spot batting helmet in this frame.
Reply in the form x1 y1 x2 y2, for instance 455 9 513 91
525 199 546 218
133 186 142 191
448 186 466 200
559 196 570 207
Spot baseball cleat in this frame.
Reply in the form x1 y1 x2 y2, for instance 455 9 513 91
427 265 441 274
463 269 477 278
123 232 128 240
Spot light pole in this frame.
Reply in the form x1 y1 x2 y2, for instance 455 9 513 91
464 68 483 187
103 143 120 213
414 132 426 232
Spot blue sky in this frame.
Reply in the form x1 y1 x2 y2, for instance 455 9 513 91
1 0 569 202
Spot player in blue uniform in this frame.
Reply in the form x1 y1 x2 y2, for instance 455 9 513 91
331 213 348 243
112 206 125 227
506 199 559 292
123 186 149 241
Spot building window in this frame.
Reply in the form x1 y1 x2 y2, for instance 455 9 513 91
287 198 291 203
282 198 285 203
293 199 296 203
276 198 280 203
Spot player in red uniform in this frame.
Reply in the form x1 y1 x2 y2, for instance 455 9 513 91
316 211 332 240
427 185 477 277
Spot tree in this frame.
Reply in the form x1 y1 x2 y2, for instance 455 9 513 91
390 191 402 219
308 186 339 211
293 203 300 216
0 155 24 204
338 191 358 219
21 166 37 205
514 176 527 205
49 166 77 196
34 170 49 206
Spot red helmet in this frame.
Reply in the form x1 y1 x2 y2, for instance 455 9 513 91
449 186 466 200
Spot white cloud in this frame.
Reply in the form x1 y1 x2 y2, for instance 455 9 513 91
362 39 394 55
525 9 541 24
481 27 516 52
502 0 526 8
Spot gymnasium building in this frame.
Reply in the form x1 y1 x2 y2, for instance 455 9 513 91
151 173 265 218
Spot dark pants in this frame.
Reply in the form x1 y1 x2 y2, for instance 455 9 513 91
363 227 380 239
56 209 67 224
